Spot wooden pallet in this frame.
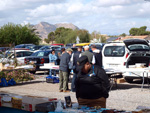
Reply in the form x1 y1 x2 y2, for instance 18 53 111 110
116 78 126 84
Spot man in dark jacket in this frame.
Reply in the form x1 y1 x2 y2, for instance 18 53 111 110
71 46 82 92
59 48 72 92
75 56 110 108
81 45 95 64
91 44 103 67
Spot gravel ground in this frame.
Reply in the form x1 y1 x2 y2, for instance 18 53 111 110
0 71 150 111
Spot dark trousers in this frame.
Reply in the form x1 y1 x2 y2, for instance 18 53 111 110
71 73 77 92
59 70 69 91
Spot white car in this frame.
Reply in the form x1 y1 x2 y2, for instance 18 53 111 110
102 42 127 69
102 38 150 83
122 38 150 83
1 50 33 65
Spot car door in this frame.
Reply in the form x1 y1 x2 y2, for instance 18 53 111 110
102 43 128 69
17 51 33 64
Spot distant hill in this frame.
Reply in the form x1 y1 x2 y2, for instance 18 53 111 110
55 23 79 30
33 22 79 39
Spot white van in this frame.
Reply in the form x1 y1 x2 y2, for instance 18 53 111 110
102 39 150 83
102 42 128 70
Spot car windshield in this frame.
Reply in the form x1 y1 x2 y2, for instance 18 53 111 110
104 46 125 57
128 44 149 51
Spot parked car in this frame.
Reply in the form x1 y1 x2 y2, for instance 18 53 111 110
75 43 90 47
0 50 33 64
122 38 150 83
0 47 10 52
50 43 64 47
102 42 126 69
34 45 61 52
38 45 51 51
26 45 44 51
24 50 61 73
15 44 35 48
66 43 75 48
102 39 150 83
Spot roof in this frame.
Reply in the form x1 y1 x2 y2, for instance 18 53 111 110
106 37 118 42
119 35 149 41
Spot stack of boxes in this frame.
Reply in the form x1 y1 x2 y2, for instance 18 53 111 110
0 93 57 112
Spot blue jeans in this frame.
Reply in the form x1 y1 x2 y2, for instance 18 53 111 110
49 61 57 76
71 73 77 92
49 69 56 76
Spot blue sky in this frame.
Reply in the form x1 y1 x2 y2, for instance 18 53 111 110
0 0 150 35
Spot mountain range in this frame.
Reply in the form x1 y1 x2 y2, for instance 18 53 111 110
33 22 79 39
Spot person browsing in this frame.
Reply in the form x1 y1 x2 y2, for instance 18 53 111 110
75 55 110 108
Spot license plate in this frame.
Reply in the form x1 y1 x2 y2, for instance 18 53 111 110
109 64 118 67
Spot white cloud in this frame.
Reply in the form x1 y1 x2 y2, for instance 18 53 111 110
92 0 139 7
0 0 150 35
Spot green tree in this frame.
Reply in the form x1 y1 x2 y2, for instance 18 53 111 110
52 27 91 44
129 26 150 36
91 31 101 40
90 31 106 43
77 29 90 43
100 35 106 43
129 28 139 36
44 27 91 45
45 32 55 44
120 33 126 37
0 23 41 45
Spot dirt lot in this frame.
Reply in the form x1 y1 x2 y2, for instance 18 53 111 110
0 71 150 111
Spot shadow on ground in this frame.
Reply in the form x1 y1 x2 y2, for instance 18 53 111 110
110 79 150 90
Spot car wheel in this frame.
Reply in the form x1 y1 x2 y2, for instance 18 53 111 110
124 77 133 83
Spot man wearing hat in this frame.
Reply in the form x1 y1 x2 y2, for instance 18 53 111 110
59 48 73 92
75 56 110 108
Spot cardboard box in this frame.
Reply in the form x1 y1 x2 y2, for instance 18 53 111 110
2 102 12 108
22 95 57 112
22 96 34 112
12 96 22 105
22 103 32 112
12 104 22 109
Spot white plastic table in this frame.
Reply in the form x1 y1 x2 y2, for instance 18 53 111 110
40 63 59 70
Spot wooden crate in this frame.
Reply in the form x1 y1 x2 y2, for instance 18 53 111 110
116 78 126 84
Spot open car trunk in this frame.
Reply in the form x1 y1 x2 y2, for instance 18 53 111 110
126 52 150 68
124 38 150 68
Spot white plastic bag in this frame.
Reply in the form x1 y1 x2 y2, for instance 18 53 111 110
55 100 63 112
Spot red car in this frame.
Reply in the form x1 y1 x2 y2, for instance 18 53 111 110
50 44 64 47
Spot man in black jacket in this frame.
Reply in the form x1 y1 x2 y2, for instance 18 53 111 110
75 56 110 108
91 44 103 67
71 46 82 92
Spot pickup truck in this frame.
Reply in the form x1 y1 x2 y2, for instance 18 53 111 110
24 50 61 74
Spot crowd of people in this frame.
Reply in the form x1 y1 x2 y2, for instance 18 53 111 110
49 45 110 108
